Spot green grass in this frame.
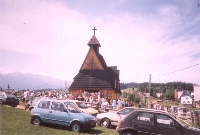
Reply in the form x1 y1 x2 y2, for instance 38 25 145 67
159 101 178 107
0 106 118 135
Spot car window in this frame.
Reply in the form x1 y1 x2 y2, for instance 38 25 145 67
38 101 50 109
156 114 175 127
76 102 88 108
64 102 82 113
51 101 65 112
129 108 136 113
134 112 154 124
118 108 135 115
32 97 42 107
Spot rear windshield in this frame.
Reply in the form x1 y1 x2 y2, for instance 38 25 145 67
5 93 17 98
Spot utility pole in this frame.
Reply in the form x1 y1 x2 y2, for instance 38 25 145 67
144 88 146 106
148 74 151 108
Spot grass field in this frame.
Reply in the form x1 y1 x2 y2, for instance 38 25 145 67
0 106 118 135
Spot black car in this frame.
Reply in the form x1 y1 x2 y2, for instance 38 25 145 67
116 108 200 135
0 91 19 107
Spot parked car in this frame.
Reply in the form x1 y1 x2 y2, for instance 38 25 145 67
96 107 136 128
31 99 96 132
0 91 19 107
177 107 190 116
69 100 99 116
116 108 200 135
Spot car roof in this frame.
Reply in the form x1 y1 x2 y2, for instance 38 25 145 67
133 108 169 114
37 98 74 102
68 100 84 102
123 107 137 108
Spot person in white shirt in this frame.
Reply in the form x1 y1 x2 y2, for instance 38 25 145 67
30 91 34 103
23 90 27 103
103 99 109 109
89 96 93 104
117 98 122 110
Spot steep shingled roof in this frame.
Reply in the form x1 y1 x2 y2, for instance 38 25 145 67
87 35 101 47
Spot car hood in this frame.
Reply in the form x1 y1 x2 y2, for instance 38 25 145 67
80 108 98 115
184 126 200 135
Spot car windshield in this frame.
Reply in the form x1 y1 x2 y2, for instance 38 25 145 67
64 102 82 113
169 113 177 119
75 102 88 108
169 113 188 127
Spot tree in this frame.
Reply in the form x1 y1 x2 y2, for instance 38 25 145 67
134 94 140 103
164 89 174 100
121 91 128 98
127 93 134 102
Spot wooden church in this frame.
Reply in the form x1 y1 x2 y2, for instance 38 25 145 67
68 28 121 100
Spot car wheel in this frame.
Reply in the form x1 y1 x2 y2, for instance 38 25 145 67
0 100 3 106
123 130 135 135
101 118 111 128
71 122 81 132
32 116 42 126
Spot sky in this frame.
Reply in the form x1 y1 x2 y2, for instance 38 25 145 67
0 0 200 85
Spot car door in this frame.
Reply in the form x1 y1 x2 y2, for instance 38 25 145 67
36 100 51 123
131 112 156 135
48 101 71 126
155 114 182 135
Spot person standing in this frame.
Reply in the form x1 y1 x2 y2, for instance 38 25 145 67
25 89 30 103
138 101 142 108
112 99 117 109
107 97 111 105
30 91 34 104
22 90 27 103
117 98 122 110
103 98 109 109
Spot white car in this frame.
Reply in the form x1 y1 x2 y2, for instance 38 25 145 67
177 107 190 116
96 107 136 128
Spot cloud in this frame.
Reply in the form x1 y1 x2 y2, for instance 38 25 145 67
0 0 200 84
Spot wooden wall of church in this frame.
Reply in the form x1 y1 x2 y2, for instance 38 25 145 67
69 88 120 100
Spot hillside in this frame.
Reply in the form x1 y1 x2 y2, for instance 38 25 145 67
0 72 70 90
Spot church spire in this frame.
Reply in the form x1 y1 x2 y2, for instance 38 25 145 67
88 27 101 55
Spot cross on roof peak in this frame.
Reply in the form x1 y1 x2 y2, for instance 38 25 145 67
92 27 97 35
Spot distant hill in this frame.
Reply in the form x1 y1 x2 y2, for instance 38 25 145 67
0 72 71 90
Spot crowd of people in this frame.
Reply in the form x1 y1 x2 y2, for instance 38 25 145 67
20 90 136 111
19 89 164 112
149 102 162 110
